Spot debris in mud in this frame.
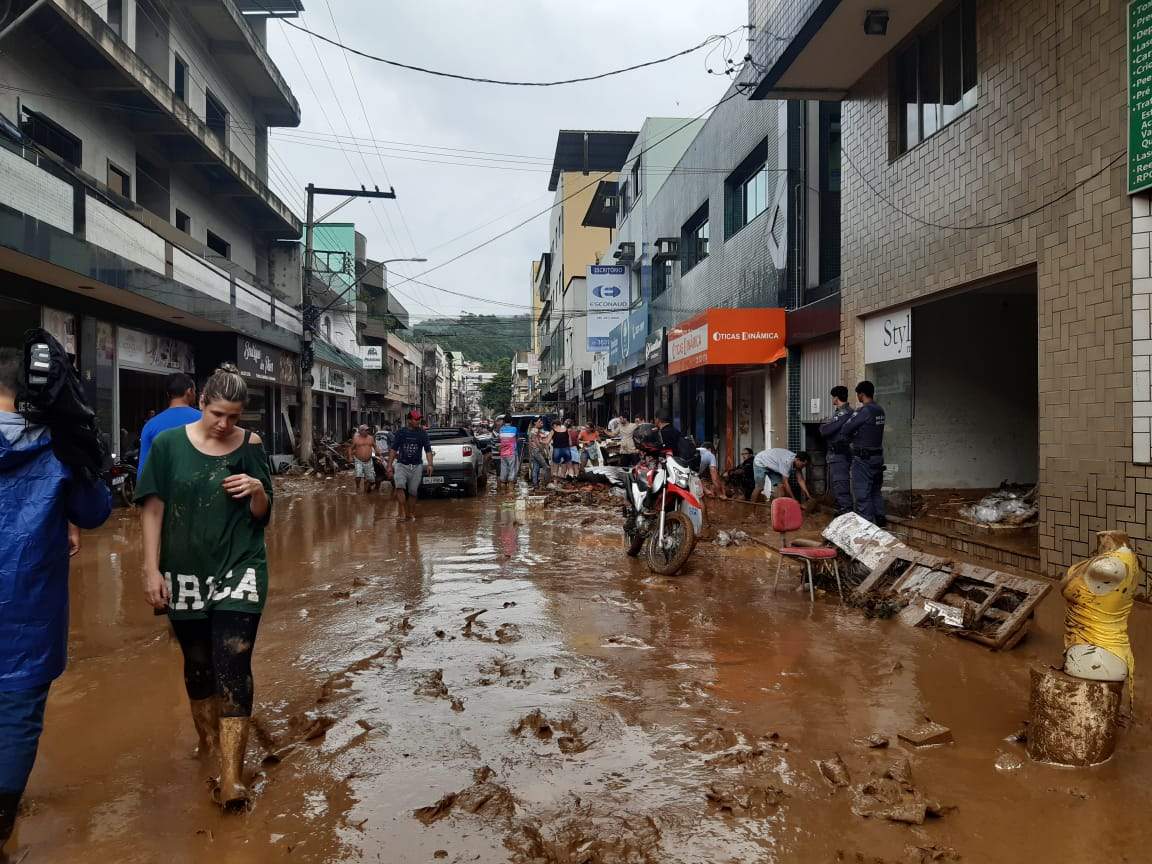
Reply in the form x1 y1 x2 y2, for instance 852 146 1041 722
503 601 518 608
462 609 488 636
905 845 961 864
682 726 742 753
1006 723 1029 744
603 634 652 649
415 669 450 699
506 806 662 864
898 722 953 748
818 753 851 788
511 710 588 753
705 774 786 818
849 759 953 826
301 714 337 742
994 751 1023 771
479 655 533 688
413 766 517 826
451 697 465 713
435 629 446 639
851 593 906 619
496 623 523 643
553 666 563 678
434 851 448 860
351 575 369 588
854 734 890 749
705 745 777 768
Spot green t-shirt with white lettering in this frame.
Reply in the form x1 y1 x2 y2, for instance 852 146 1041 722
135 426 272 619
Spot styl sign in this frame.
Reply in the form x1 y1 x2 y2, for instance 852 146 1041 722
864 307 912 363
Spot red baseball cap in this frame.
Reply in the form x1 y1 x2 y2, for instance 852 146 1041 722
407 409 423 421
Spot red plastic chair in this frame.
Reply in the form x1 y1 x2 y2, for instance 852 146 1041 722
770 498 842 602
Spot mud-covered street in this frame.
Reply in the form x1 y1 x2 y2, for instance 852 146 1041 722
14 480 1152 863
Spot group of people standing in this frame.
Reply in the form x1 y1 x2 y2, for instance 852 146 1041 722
819 380 887 526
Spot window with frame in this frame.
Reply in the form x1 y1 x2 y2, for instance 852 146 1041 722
681 203 710 273
175 209 191 234
21 108 82 167
652 259 674 299
725 141 770 237
618 179 631 221
205 229 230 260
108 0 123 35
894 0 977 155
631 155 642 201
205 90 228 145
107 162 131 198
174 55 188 102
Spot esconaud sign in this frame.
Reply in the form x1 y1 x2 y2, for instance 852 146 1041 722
587 264 630 352
667 308 787 375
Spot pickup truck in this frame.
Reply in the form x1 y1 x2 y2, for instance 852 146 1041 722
418 427 487 498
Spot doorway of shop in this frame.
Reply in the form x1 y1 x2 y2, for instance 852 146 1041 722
118 368 172 457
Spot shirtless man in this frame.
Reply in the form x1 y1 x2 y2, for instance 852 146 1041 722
349 424 380 494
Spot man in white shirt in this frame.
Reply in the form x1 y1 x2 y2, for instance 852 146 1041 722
697 441 723 497
752 448 812 503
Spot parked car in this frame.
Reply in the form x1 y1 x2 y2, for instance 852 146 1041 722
419 427 487 497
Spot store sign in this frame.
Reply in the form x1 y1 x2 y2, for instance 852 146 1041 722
591 352 609 389
587 264 630 351
608 319 625 366
361 344 383 370
236 338 299 388
312 363 355 395
1131 0 1152 193
667 308 787 375
627 303 648 358
117 327 194 373
863 306 912 363
645 327 665 366
632 370 650 390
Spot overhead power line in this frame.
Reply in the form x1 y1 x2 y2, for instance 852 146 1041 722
268 12 747 87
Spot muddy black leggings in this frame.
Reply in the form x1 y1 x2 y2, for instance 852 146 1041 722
170 612 261 717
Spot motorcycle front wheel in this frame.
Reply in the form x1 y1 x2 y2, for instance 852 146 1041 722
644 510 697 576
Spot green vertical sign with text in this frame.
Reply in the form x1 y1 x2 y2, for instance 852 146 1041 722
1131 0 1152 193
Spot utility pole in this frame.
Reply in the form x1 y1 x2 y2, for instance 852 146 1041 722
299 182 398 465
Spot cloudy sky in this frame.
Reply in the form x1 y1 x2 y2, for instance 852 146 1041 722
265 0 748 322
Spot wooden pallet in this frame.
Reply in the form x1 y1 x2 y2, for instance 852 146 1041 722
853 550 1051 650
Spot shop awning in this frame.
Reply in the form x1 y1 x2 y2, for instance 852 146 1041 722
313 339 363 372
667 308 787 375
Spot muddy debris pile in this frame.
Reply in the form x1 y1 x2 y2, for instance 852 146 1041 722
541 484 619 510
506 804 662 864
414 669 451 699
413 766 518 826
479 654 534 689
511 709 589 754
836 846 960 864
848 757 956 826
704 773 786 818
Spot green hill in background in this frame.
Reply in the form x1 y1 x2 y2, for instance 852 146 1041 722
409 314 531 369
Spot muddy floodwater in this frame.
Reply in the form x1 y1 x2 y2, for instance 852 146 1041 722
15 480 1152 862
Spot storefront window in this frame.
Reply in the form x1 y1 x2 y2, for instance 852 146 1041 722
865 359 913 509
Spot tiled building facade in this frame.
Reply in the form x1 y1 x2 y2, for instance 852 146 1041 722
754 0 1147 585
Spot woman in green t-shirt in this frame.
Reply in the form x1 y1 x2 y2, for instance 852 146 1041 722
135 364 272 810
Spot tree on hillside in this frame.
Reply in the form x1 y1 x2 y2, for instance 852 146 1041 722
410 315 530 367
480 357 513 414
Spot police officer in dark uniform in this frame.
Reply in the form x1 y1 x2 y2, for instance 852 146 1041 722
839 380 886 526
818 386 854 516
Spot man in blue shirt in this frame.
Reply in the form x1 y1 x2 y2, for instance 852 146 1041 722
386 410 434 520
137 372 201 480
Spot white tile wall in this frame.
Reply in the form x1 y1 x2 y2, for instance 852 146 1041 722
0 148 74 234
173 247 230 303
86 195 166 274
1135 192 1152 463
235 279 272 321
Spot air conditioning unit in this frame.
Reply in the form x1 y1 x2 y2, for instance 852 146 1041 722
613 241 636 262
654 237 680 260
604 196 618 209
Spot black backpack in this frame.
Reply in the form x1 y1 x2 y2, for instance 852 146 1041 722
678 433 701 473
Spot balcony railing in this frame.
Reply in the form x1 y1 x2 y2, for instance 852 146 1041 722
0 134 302 346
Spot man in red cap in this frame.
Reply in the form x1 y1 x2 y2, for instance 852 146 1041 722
386 409 434 520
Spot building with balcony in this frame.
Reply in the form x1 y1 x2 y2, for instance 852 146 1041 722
357 256 410 428
0 0 304 458
746 0 1136 580
535 129 637 419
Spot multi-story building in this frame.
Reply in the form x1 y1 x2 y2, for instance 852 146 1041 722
418 341 449 424
0 0 306 460
583 94 841 469
536 129 637 420
511 350 533 409
748 0 1140 580
357 257 409 429
579 116 704 426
